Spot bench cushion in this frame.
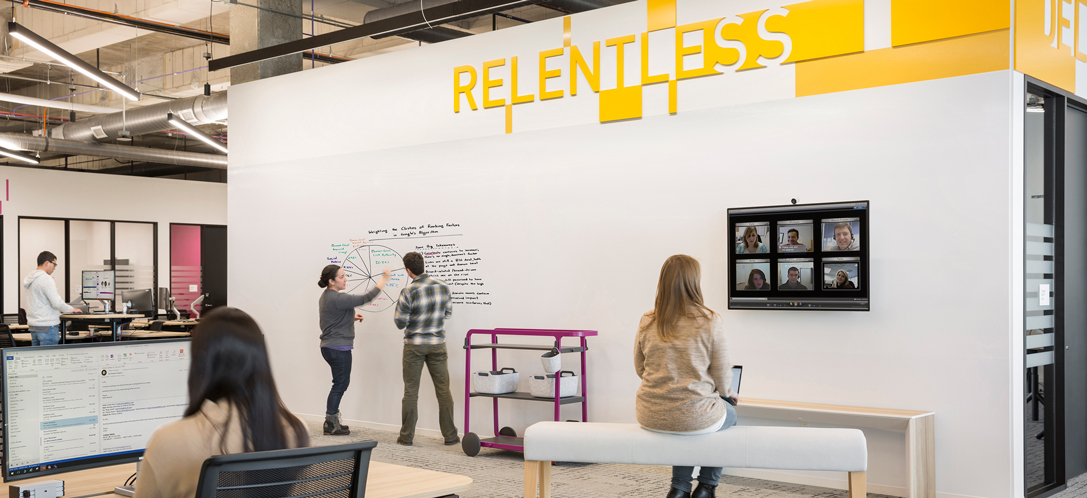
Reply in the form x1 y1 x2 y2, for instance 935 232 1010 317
523 422 866 472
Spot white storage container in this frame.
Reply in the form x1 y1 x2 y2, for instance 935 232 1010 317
540 348 561 373
472 368 519 394
529 371 579 398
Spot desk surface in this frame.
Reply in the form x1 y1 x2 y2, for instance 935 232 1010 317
8 460 471 498
61 314 142 320
13 331 92 343
737 397 934 432
8 324 27 330
131 320 200 328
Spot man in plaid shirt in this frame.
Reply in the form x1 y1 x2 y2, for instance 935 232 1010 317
393 251 458 446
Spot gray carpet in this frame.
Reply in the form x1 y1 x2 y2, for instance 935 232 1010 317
305 421 895 498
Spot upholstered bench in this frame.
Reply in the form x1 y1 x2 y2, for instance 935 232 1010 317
522 422 868 498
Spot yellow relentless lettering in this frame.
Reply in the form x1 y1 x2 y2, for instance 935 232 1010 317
720 10 784 70
1060 0 1073 52
606 35 636 87
539 48 564 100
510 56 535 104
641 32 669 85
570 42 600 95
453 65 477 112
1078 0 1087 62
482 58 506 108
674 20 717 80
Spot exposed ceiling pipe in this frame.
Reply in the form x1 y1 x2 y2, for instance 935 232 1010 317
0 91 119 114
48 92 227 142
0 133 227 168
398 26 472 43
539 0 624 12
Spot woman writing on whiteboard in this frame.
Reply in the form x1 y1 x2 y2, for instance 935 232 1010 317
318 264 391 435
634 255 738 498
135 307 309 498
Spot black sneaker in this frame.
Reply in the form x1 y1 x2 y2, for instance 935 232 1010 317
444 437 461 446
396 438 413 446
666 487 690 498
323 417 350 436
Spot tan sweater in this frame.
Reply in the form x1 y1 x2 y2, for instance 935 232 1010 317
134 399 307 498
634 311 733 432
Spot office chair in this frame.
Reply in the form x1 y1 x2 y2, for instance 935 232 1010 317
17 308 27 326
0 324 15 349
193 441 377 498
149 321 165 332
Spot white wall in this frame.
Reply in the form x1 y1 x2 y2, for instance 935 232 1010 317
227 1 1017 496
1 166 227 314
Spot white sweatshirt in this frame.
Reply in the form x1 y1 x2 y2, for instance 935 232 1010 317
22 269 74 327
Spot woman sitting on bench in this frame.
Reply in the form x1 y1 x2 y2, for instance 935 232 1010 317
634 255 739 498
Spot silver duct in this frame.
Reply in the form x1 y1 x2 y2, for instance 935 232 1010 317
48 92 228 142
0 133 228 169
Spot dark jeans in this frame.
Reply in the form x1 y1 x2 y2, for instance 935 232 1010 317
321 348 352 416
671 402 738 493
400 343 458 443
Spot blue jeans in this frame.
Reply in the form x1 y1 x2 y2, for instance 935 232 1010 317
671 402 738 493
28 325 60 346
321 348 352 416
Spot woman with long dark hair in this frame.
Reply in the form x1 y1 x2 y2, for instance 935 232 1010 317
318 264 390 435
135 307 309 498
635 255 738 498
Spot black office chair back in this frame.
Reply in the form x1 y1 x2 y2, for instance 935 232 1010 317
17 308 26 326
149 321 165 332
0 324 14 349
194 441 377 498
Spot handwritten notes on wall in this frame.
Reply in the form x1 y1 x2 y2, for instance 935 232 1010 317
327 222 490 310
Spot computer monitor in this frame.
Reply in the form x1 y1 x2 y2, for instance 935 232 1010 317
81 270 115 301
121 288 154 318
2 339 190 481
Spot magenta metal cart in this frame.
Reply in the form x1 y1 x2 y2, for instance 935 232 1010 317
461 327 598 456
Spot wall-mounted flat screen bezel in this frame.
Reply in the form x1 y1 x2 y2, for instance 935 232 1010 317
2 339 190 482
728 201 869 311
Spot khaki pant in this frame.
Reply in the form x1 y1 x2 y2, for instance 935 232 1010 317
400 343 458 444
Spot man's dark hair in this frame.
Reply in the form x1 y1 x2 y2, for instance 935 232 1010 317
37 251 57 266
403 252 425 276
788 266 800 275
787 229 799 237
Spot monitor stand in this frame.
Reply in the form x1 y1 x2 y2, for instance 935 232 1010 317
113 459 140 496
102 300 112 314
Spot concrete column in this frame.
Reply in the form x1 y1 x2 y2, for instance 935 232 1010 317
229 0 303 84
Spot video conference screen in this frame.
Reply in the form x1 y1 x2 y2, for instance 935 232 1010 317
729 201 869 311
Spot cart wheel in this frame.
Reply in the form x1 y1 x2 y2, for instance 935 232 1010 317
499 426 517 437
462 432 481 457
566 419 578 423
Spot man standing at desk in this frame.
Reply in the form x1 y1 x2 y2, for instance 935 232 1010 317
394 252 458 447
22 251 80 345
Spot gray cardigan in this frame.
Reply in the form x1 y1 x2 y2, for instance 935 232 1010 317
318 287 381 348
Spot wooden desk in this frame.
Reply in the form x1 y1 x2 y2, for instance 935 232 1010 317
737 398 934 498
8 324 28 331
13 331 92 344
7 460 471 497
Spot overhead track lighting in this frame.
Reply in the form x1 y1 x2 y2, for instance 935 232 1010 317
7 22 140 101
167 113 228 154
0 146 40 164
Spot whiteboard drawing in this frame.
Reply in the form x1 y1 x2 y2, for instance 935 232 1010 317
341 244 409 312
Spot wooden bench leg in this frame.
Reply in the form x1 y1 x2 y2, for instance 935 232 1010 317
539 461 551 498
848 471 866 498
524 460 540 498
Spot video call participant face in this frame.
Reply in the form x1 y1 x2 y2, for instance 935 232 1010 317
836 270 848 286
748 269 768 290
787 268 800 284
744 227 759 249
834 223 854 250
787 229 800 245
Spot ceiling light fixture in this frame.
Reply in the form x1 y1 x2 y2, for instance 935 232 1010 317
0 146 40 164
167 112 228 154
7 22 140 101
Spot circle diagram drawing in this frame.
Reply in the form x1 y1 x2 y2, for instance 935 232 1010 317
341 244 409 312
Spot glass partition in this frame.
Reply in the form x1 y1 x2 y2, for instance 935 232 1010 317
19 219 65 312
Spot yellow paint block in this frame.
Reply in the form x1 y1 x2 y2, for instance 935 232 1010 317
647 0 676 31
599 85 643 122
796 29 1009 97
1015 0 1075 92
767 0 863 64
892 0 1010 47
